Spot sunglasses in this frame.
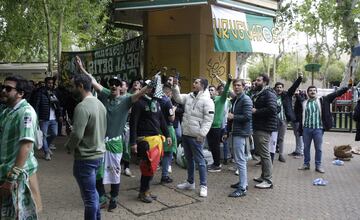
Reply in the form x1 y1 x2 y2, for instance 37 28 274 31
1 85 17 93
109 82 121 87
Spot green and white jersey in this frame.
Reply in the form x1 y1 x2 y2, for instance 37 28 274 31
277 96 286 121
304 99 323 129
0 100 38 180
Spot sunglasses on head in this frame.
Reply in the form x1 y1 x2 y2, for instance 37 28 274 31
1 85 17 92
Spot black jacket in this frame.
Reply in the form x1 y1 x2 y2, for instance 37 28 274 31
33 87 62 121
298 86 349 133
294 92 307 123
252 87 278 132
230 93 253 137
278 76 302 122
320 86 349 131
129 96 169 145
353 100 360 141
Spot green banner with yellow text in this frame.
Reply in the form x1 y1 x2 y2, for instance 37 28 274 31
211 5 278 54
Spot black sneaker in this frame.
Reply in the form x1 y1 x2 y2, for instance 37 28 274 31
138 192 153 203
288 151 297 156
228 189 246 198
230 182 239 189
107 198 117 212
208 164 221 173
161 176 173 184
253 177 264 183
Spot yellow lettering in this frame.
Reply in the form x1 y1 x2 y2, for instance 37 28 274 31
229 20 238 39
221 19 229 39
213 18 222 38
236 21 245 40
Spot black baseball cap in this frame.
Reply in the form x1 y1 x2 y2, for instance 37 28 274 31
108 76 121 86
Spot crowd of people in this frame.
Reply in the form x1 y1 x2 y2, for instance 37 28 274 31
0 56 352 219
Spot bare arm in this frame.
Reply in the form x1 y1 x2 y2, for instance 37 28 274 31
14 140 32 169
75 56 103 92
131 85 150 103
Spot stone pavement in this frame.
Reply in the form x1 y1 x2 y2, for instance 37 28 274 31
38 131 360 220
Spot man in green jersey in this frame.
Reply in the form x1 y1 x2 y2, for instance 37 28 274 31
298 85 349 173
0 75 41 219
207 74 231 172
75 57 149 211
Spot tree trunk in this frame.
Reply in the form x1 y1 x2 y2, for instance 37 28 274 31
235 52 251 79
43 0 53 75
57 4 65 80
340 0 359 87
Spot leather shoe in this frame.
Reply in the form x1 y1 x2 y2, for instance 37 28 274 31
278 155 286 163
315 167 325 173
298 164 310 170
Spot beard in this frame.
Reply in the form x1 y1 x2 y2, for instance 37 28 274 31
255 84 263 91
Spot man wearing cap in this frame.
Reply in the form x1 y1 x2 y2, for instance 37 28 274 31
75 57 149 211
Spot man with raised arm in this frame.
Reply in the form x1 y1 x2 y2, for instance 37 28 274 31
172 77 214 198
75 56 149 211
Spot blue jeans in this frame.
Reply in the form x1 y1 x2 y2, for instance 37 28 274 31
232 136 247 190
73 158 102 220
182 135 207 186
174 121 182 144
40 120 58 154
221 128 229 160
290 121 304 154
162 152 172 177
303 128 323 167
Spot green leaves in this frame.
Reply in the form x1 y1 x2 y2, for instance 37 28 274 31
0 0 128 63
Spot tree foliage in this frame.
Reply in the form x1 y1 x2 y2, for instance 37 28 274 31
325 60 345 86
0 0 132 64
281 0 360 87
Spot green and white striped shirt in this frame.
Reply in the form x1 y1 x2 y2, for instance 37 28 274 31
304 99 323 129
0 100 38 180
277 96 286 121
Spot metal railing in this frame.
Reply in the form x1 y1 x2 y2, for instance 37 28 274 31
331 111 356 132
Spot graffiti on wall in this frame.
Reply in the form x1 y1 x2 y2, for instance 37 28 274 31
207 53 227 85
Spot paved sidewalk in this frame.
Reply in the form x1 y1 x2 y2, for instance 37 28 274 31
38 131 360 220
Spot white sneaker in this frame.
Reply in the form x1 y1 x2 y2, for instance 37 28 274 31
45 153 51 161
255 181 273 189
177 181 195 190
199 185 207 197
235 169 239 176
124 168 133 177
49 144 56 150
168 165 172 173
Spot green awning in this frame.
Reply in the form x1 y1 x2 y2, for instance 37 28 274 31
113 0 208 11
